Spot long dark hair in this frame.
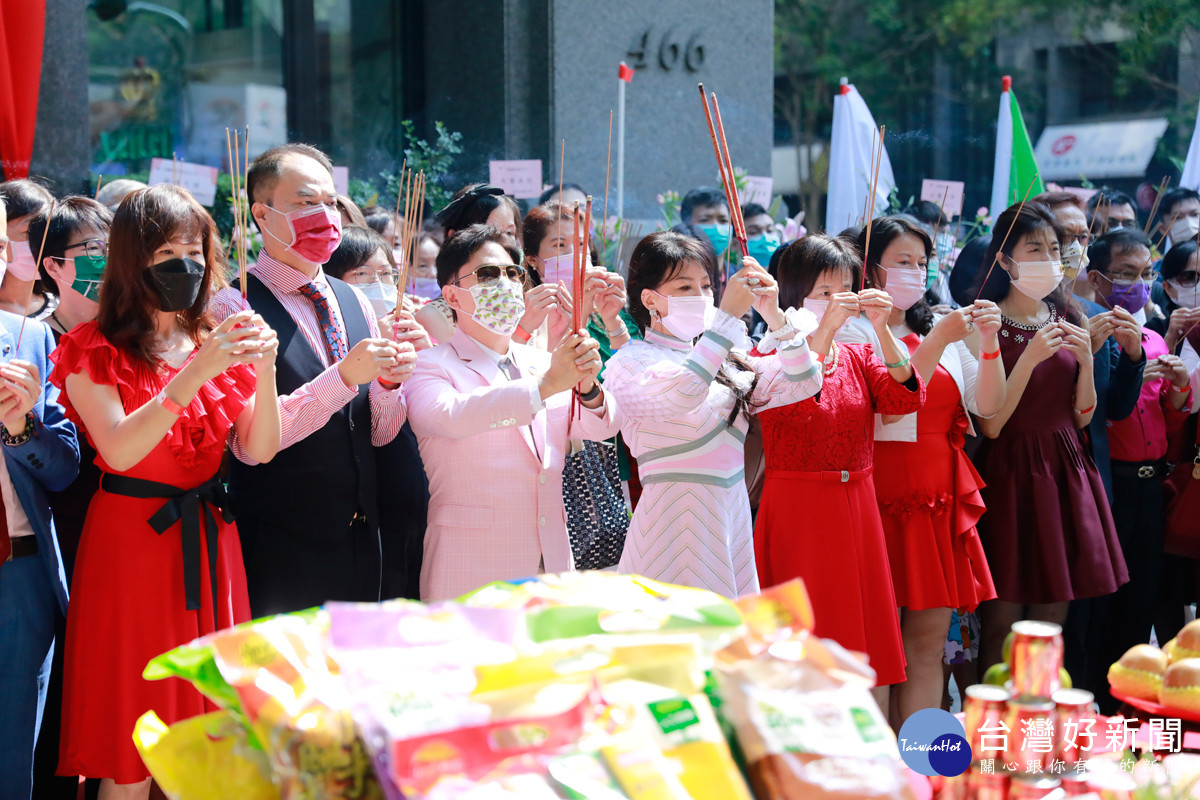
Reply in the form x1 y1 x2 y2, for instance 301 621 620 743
978 201 1083 324
857 215 935 335
626 230 759 426
98 185 225 366
775 234 859 312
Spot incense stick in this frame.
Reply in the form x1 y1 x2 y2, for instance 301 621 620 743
558 139 565 207
1155 207 1185 253
16 201 55 351
240 127 250 298
974 175 1040 303
863 128 881 228
570 201 583 421
94 175 104 198
601 110 613 266
860 125 885 292
710 93 748 255
1144 177 1170 236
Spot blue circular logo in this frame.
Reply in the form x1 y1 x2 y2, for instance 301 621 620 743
896 708 971 777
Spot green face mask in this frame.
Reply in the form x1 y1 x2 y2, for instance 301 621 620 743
70 254 106 301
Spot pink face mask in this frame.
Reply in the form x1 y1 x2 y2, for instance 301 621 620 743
8 240 39 281
262 204 343 264
539 252 589 292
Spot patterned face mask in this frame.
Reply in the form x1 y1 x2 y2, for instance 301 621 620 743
467 277 525 336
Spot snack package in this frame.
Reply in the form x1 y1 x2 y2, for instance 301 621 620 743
206 613 384 800
387 683 602 797
458 572 741 648
133 710 280 800
601 679 753 800
142 607 324 750
717 632 915 800
327 601 529 798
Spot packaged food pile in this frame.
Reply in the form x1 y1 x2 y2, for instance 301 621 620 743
134 573 917 800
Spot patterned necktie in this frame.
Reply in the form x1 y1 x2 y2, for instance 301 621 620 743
297 282 347 363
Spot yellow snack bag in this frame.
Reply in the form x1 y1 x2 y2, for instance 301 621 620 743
602 679 753 800
133 710 279 800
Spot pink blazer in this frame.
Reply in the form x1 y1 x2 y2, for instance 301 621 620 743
405 329 623 601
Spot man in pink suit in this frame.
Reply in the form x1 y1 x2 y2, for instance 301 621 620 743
405 224 622 600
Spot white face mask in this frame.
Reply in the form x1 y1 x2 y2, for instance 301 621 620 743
804 298 829 324
358 281 397 318
408 276 441 300
1169 216 1200 245
1062 240 1089 281
1169 280 1200 310
883 267 926 311
1009 258 1064 300
654 292 713 341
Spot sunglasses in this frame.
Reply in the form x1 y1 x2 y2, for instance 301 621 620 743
451 263 526 286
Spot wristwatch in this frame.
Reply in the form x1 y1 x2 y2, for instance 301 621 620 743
1 411 35 447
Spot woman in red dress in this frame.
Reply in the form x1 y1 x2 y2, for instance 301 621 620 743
858 216 1006 722
52 185 281 800
973 201 1127 668
753 234 924 707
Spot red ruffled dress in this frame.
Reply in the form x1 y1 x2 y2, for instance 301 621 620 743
50 322 255 783
754 343 924 686
873 334 996 612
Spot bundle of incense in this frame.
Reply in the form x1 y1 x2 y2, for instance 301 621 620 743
698 84 748 257
395 170 426 312
1144 176 1170 236
860 125 885 292
225 127 252 301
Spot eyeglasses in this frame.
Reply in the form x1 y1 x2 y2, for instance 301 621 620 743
348 266 400 285
65 239 108 259
1068 232 1091 247
450 263 526 286
1171 272 1200 288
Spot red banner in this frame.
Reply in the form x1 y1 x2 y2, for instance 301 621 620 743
0 0 46 179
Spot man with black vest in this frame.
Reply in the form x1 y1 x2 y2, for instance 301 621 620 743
210 143 415 616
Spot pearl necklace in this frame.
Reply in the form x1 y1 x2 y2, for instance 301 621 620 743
824 341 840 376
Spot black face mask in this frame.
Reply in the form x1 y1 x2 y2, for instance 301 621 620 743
146 257 205 312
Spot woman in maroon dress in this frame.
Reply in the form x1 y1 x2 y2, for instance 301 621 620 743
753 234 924 707
974 201 1127 668
52 185 281 800
859 216 1006 722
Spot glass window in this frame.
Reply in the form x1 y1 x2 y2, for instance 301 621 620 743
88 0 286 176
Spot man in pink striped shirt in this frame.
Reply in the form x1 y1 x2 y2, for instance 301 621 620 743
210 143 415 615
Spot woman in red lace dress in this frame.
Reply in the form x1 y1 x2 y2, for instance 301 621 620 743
52 186 281 800
858 216 1006 722
753 235 924 704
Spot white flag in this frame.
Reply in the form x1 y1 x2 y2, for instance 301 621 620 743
826 79 896 233
1182 101 1200 192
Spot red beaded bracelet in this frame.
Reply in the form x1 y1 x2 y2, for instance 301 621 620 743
981 348 1001 360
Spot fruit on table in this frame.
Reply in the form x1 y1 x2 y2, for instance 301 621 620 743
1161 657 1200 713
983 663 1010 687
1108 644 1167 702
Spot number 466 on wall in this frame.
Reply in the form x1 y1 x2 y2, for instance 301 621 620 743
627 28 704 73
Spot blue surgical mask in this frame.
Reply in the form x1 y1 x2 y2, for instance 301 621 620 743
746 233 780 266
699 223 732 257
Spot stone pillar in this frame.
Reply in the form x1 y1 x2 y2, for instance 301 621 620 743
30 0 89 193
